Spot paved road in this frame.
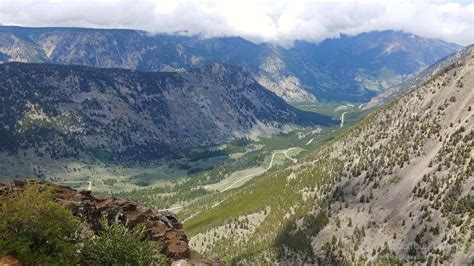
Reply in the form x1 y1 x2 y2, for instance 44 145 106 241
167 147 301 215
340 111 348 128
220 147 298 192
283 148 298 163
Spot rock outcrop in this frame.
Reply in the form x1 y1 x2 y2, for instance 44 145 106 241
0 255 20 266
0 180 220 264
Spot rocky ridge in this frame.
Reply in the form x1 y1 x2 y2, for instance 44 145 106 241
0 26 460 102
0 180 220 265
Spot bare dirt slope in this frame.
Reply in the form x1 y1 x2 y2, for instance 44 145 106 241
183 47 473 265
309 46 473 264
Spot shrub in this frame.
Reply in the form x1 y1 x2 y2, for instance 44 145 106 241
408 245 417 256
0 184 80 264
80 218 168 265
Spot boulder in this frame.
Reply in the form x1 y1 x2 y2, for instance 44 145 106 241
0 180 222 264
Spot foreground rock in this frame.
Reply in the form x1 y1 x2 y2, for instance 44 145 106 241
0 180 221 265
0 255 20 266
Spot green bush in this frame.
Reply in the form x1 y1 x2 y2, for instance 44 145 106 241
80 218 168 265
0 184 80 264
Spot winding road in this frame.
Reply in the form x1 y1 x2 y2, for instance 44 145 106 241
340 111 348 128
166 147 301 215
182 147 297 220
220 147 298 192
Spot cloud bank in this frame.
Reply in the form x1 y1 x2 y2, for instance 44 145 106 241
0 0 472 45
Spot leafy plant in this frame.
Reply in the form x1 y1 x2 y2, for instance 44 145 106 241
80 218 168 265
0 184 80 264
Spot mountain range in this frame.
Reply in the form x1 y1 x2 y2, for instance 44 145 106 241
0 21 471 266
182 46 474 264
0 62 332 163
365 45 473 109
0 26 461 102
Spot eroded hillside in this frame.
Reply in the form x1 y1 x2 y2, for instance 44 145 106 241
0 62 332 170
182 47 473 264
311 45 473 264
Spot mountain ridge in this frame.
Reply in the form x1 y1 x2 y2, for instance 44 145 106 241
0 61 333 165
0 26 461 102
365 44 474 109
181 46 474 264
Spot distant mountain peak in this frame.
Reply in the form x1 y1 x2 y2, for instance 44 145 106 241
0 26 461 102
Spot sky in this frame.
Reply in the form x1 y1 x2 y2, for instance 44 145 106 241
0 0 472 46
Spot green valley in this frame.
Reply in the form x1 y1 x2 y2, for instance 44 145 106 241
0 17 472 265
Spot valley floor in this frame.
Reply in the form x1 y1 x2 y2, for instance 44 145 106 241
1 102 367 210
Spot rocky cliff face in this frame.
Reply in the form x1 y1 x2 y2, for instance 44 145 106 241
0 26 460 102
0 180 220 264
0 62 332 163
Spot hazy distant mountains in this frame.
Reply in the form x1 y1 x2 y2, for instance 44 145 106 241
0 26 461 102
365 44 474 109
0 62 331 161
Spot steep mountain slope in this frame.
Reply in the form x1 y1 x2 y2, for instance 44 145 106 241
182 47 474 264
0 62 331 164
287 31 462 101
0 26 460 102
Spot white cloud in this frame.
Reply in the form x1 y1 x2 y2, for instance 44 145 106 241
0 0 472 45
